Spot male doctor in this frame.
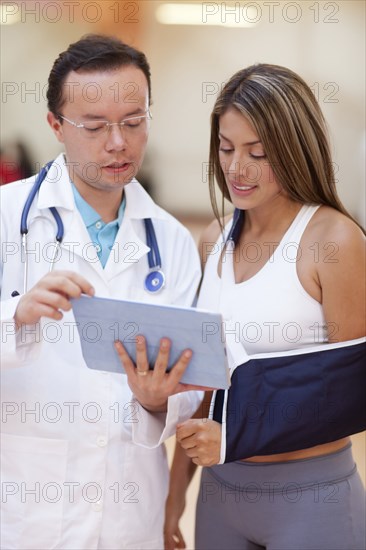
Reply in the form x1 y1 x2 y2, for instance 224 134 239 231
0 35 201 549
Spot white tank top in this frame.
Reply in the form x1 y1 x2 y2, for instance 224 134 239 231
197 205 328 358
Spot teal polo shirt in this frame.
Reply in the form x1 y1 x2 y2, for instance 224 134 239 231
72 185 126 268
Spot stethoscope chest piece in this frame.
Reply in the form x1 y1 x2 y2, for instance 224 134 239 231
144 269 165 293
143 218 165 293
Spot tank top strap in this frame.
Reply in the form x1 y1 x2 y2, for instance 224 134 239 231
285 204 321 245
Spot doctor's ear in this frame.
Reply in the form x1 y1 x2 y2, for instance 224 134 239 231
47 112 65 143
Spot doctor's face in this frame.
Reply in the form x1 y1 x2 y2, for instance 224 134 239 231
47 66 150 197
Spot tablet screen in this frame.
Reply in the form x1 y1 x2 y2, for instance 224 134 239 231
71 295 230 389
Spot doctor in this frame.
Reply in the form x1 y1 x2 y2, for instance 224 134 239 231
0 35 201 550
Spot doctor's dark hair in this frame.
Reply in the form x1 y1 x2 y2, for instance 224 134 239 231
209 63 363 231
47 34 152 116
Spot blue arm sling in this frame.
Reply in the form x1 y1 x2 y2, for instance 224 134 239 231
212 340 366 463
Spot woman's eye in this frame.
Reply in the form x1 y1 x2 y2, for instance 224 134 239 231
250 154 267 159
219 148 234 153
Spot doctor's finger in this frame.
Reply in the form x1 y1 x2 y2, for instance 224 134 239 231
37 305 64 321
16 302 63 325
38 271 95 297
31 289 74 312
49 276 93 298
153 338 171 376
165 349 192 388
135 335 150 372
114 340 136 377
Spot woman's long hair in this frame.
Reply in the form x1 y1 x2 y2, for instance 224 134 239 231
209 63 364 232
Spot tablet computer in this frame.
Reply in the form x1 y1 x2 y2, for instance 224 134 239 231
71 295 230 389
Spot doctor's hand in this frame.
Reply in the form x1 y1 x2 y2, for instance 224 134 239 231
114 336 208 413
14 270 95 329
176 418 222 467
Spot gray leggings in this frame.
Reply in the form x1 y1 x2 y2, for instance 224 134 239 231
195 444 365 550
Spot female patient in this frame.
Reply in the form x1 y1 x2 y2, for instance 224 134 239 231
164 64 365 550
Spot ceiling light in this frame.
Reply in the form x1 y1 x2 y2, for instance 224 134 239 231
156 3 259 28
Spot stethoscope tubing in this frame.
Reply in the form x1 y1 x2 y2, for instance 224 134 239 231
21 162 64 240
144 217 162 269
20 162 65 293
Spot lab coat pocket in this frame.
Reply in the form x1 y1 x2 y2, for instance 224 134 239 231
0 433 68 550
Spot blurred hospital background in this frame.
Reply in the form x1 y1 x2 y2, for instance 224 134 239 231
1 1 365 547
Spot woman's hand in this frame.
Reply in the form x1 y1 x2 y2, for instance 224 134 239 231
176 418 222 466
114 336 207 413
164 492 186 550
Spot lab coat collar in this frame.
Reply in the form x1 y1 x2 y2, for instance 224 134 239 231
35 153 167 224
36 153 75 211
123 178 164 222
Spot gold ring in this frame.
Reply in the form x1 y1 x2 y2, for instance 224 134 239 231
136 370 148 376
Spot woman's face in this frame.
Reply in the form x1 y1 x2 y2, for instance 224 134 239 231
218 107 283 211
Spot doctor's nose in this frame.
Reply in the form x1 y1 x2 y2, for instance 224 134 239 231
104 125 127 152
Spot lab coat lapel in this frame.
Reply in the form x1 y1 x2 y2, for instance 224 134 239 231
103 180 160 281
103 216 149 281
61 208 105 278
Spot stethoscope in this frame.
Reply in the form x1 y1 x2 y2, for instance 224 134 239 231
14 160 165 296
226 207 244 246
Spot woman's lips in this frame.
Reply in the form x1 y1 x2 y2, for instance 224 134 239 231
230 181 257 196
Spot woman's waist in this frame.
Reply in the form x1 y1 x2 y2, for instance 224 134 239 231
241 437 350 463
207 440 357 492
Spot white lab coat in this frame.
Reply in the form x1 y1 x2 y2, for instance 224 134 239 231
0 154 202 550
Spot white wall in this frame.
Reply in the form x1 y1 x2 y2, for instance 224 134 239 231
1 1 365 223
144 1 365 221
0 16 94 163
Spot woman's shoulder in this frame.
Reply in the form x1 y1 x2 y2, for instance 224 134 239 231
304 206 365 282
306 206 365 341
309 205 365 247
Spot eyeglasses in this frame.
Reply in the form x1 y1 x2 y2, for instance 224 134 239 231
58 110 152 138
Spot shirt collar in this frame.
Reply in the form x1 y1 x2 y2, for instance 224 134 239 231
71 184 100 228
72 183 126 229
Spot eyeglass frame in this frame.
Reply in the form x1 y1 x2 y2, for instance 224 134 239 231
57 109 152 137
